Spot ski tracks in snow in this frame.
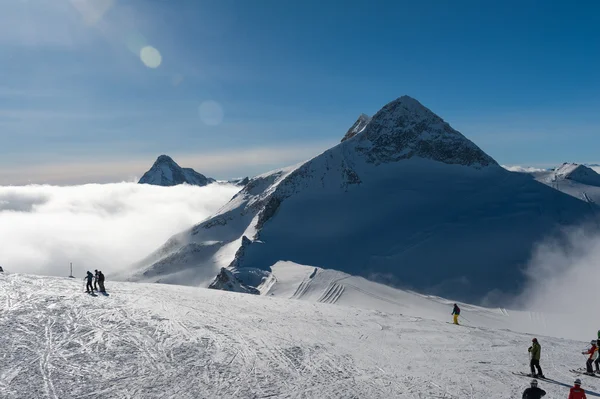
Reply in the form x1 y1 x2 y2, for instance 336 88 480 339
2 273 600 398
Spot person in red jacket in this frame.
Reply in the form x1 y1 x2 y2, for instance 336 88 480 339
582 340 598 375
568 378 587 399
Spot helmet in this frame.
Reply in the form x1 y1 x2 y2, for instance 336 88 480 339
530 379 538 387
575 378 581 385
532 338 538 342
592 340 596 345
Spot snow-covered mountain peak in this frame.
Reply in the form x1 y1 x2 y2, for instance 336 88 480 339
352 96 498 168
138 155 215 187
550 163 600 187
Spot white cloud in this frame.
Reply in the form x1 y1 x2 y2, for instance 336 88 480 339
501 165 548 173
514 224 600 340
0 182 240 279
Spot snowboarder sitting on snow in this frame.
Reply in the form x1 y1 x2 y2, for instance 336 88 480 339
97 271 106 293
522 379 546 399
569 378 587 399
528 338 544 378
582 340 598 375
84 271 94 293
451 303 460 325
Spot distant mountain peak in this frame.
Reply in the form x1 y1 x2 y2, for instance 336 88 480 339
155 154 176 164
551 163 600 187
138 155 215 187
352 96 498 168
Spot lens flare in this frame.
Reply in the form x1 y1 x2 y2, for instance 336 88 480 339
198 101 224 126
140 46 162 68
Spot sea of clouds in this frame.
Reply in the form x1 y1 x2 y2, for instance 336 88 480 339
0 182 240 278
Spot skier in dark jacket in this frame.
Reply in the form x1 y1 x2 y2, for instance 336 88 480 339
528 338 544 378
97 271 106 293
452 304 460 325
84 271 94 293
522 379 546 399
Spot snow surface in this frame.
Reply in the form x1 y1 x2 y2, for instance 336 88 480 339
127 97 596 303
2 271 600 399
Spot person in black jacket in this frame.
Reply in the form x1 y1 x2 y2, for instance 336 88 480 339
522 379 546 399
84 271 94 293
451 304 460 325
97 270 106 293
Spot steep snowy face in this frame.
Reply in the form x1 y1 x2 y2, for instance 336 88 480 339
138 155 215 187
341 113 371 142
353 96 497 168
551 163 600 187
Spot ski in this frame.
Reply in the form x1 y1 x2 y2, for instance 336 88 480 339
569 369 600 378
445 322 475 328
512 372 549 380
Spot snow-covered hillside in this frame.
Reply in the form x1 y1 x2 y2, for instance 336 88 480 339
525 163 600 206
2 272 600 399
138 155 215 187
127 96 595 303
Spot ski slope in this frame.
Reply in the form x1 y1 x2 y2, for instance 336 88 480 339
2 272 600 398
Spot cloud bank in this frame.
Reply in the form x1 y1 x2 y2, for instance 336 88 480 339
501 165 548 173
514 223 600 340
0 182 240 279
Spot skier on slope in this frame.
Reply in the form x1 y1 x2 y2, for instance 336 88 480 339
568 378 587 399
528 338 545 378
84 271 94 293
522 379 546 399
582 340 598 375
451 303 460 325
97 270 106 293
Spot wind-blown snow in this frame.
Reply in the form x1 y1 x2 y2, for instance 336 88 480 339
2 272 600 399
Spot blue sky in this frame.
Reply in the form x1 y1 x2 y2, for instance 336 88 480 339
0 0 598 184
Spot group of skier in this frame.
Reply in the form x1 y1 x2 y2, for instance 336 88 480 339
521 336 600 398
451 306 597 398
84 269 106 294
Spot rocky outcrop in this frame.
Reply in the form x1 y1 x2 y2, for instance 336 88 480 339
208 268 260 295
